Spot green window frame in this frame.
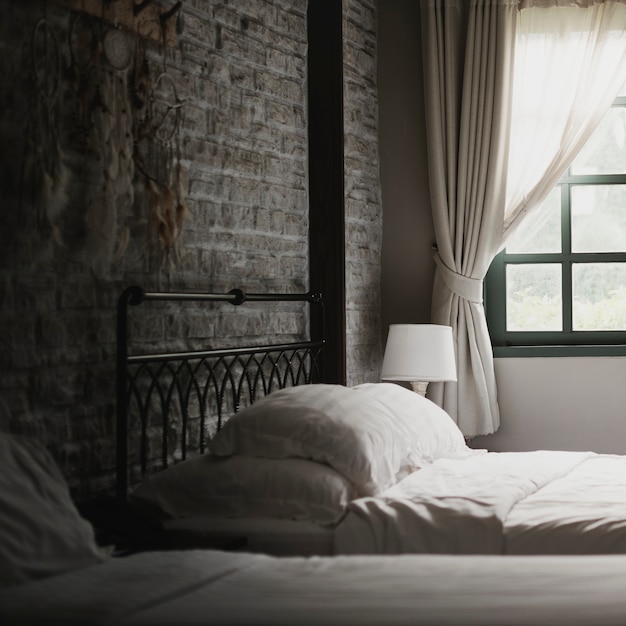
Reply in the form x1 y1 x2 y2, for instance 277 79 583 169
485 93 626 357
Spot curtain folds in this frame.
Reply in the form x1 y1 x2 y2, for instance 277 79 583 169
420 0 626 436
421 0 517 436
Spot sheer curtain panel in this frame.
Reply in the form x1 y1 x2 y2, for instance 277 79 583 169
504 0 626 240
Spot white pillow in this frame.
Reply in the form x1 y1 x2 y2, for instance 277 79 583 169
131 454 357 525
210 383 464 495
0 433 110 588
351 383 468 467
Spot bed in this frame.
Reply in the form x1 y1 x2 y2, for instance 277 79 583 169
116 286 626 557
3 430 626 626
116 285 332 554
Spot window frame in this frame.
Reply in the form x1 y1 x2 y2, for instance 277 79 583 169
486 94 626 357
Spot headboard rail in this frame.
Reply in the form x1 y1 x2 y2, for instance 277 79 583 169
116 287 324 500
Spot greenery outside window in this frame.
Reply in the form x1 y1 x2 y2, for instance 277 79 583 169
486 85 626 356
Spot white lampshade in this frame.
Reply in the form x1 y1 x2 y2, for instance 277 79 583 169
380 324 457 383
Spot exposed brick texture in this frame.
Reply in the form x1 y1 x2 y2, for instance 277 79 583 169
344 0 383 385
0 0 382 496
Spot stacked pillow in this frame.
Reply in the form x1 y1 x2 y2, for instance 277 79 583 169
132 383 468 525
132 454 358 526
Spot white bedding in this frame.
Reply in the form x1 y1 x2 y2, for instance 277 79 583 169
505 454 626 554
4 549 626 625
335 450 626 555
135 448 626 558
6 415 626 626
121 384 626 558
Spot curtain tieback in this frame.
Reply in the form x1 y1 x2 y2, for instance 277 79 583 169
433 253 483 303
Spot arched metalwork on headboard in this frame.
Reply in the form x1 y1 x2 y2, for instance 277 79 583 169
116 287 324 500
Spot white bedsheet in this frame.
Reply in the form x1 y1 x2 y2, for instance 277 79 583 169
0 550 253 626
3 550 626 625
334 450 626 555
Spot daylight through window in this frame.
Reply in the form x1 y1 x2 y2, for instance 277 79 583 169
486 82 626 354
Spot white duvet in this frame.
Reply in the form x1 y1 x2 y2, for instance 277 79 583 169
4 549 626 625
334 450 626 555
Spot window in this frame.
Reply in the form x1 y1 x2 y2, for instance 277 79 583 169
486 84 626 356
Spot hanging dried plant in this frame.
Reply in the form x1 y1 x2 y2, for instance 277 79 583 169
130 47 188 270
136 152 186 267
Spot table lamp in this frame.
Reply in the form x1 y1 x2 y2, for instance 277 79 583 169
380 324 457 396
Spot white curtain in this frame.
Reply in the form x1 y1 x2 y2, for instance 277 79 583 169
504 0 626 240
421 0 626 436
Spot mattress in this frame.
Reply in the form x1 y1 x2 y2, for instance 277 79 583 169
162 515 335 556
157 450 626 557
3 550 626 625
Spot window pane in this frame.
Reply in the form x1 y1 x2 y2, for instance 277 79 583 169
570 107 626 175
506 264 562 331
505 187 561 253
573 263 626 330
571 185 626 252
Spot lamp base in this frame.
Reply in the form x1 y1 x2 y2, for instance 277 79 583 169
409 381 429 396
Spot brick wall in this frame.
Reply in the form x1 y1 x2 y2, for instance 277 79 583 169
0 0 382 496
343 0 383 385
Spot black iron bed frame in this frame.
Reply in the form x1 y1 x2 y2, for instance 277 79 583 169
116 286 324 500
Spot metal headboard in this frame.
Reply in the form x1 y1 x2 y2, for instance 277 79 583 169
116 286 324 500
